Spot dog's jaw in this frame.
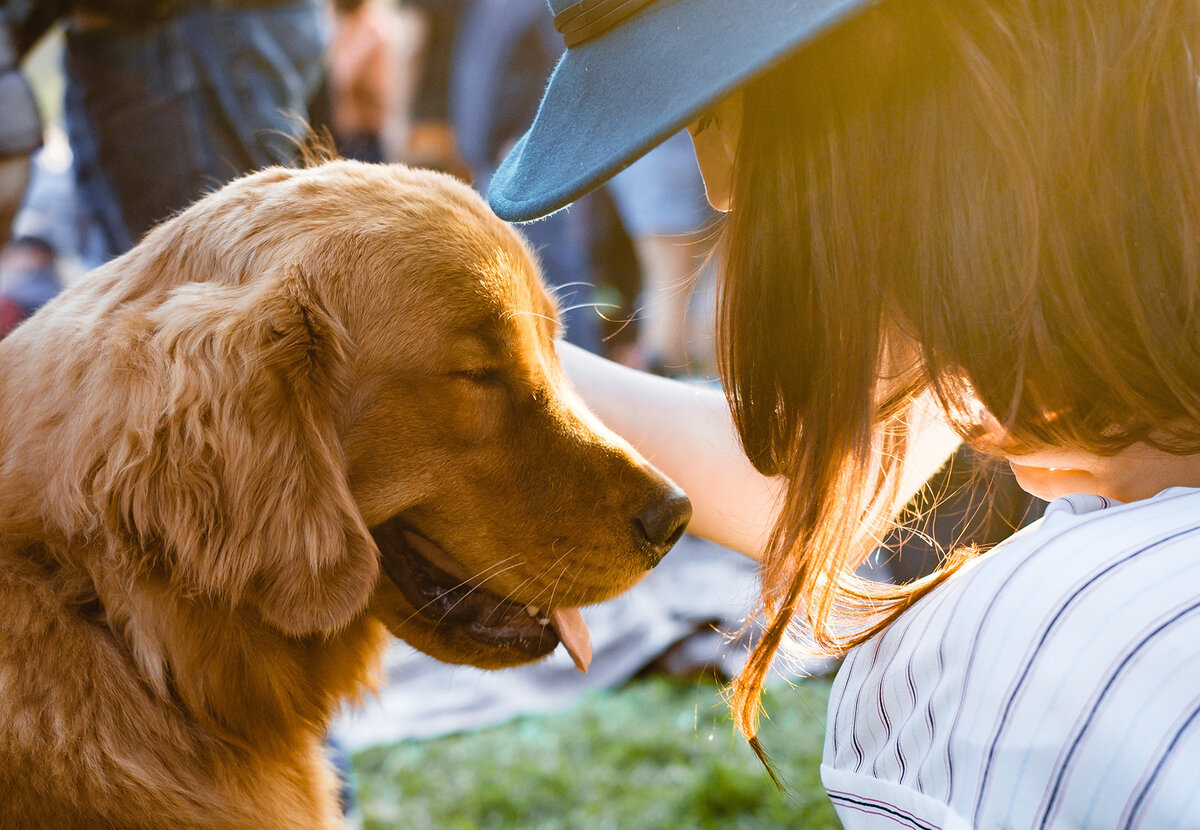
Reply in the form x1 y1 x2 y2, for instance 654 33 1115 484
370 514 595 670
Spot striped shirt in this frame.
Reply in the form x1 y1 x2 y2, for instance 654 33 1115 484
822 487 1200 829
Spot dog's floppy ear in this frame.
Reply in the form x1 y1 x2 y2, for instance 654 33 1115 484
102 267 377 636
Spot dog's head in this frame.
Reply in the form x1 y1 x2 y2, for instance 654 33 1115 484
12 161 688 670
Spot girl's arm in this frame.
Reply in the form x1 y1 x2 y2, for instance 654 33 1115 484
557 342 962 560
558 342 782 558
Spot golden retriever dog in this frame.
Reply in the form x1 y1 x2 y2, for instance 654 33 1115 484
0 161 690 828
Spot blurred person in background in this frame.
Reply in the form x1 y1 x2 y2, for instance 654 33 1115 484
449 0 600 352
451 0 718 362
606 131 716 378
327 0 421 163
400 0 471 180
39 0 329 261
10 130 107 275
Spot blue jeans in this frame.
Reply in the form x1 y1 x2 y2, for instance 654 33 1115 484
64 0 328 259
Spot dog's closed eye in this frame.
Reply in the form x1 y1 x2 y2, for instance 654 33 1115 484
455 367 506 385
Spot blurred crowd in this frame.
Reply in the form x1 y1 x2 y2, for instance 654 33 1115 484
0 0 720 376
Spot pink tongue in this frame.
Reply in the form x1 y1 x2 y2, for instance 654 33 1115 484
548 607 592 673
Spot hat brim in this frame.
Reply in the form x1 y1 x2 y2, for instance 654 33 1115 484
488 0 877 223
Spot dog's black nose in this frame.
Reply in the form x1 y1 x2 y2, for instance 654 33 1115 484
635 488 692 566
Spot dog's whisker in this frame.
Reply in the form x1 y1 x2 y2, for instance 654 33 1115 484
544 280 597 296
393 557 528 628
456 554 523 585
502 577 547 613
462 559 527 593
557 301 621 315
483 542 580 615
432 561 530 624
599 313 639 341
502 309 559 325
537 541 580 614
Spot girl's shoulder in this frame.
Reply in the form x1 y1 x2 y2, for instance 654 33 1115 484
913 485 1200 636
824 486 1200 829
853 485 1200 691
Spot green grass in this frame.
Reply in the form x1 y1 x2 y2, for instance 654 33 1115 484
351 675 840 830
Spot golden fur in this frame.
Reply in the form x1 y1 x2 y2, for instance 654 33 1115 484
0 161 688 828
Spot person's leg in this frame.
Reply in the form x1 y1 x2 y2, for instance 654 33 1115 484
605 131 717 375
184 1 329 174
62 63 134 260
628 231 711 375
62 0 328 256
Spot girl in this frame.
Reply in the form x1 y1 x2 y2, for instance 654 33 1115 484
490 0 1200 826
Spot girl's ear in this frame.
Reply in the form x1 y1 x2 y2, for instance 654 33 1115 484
100 267 378 636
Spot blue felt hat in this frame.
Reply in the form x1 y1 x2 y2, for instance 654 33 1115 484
488 0 878 223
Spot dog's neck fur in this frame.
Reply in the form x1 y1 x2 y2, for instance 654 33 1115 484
0 534 387 826
89 548 387 743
